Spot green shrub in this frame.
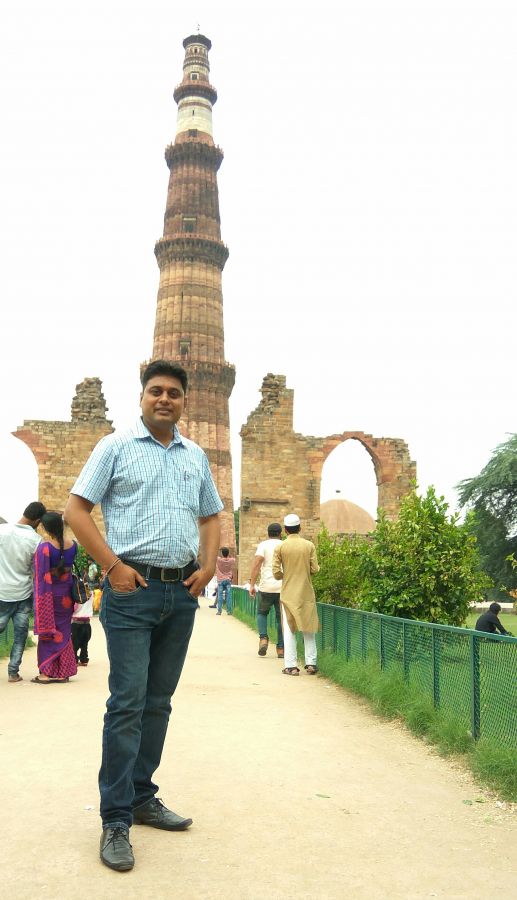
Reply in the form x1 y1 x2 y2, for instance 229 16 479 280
360 487 491 625
313 527 366 607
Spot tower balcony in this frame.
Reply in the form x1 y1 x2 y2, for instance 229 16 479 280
154 234 229 270
173 81 218 106
165 141 224 171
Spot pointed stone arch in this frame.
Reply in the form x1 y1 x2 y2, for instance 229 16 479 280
316 431 415 520
239 374 416 579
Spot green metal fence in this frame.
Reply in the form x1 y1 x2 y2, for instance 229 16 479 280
233 587 517 750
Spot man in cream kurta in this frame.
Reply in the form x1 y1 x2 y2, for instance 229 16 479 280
272 514 320 675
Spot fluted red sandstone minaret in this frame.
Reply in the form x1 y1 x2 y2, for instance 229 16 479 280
151 34 235 549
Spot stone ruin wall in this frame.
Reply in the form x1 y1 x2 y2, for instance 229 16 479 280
13 378 113 535
238 374 417 581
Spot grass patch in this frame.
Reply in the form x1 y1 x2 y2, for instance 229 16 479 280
470 740 517 802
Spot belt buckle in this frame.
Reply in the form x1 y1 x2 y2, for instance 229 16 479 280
161 567 181 583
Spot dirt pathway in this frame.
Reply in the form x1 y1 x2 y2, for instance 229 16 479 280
1 604 516 899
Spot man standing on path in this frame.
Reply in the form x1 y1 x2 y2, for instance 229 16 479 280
272 514 320 676
215 547 236 615
64 360 222 873
249 522 284 658
0 501 46 683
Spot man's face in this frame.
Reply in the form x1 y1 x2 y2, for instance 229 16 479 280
140 375 186 433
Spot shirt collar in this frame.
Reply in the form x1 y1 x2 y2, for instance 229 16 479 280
133 417 184 446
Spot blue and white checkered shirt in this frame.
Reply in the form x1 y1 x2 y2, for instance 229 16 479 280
71 418 223 566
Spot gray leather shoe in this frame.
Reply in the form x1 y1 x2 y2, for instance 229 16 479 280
133 797 193 831
100 826 134 871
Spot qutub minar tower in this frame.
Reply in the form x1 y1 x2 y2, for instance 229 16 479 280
149 33 236 549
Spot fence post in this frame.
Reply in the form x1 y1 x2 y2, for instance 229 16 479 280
470 633 481 740
361 614 366 662
431 629 441 708
332 606 337 654
346 609 351 660
402 621 409 683
379 617 385 669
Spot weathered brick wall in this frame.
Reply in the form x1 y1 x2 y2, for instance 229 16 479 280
238 374 416 581
13 378 113 535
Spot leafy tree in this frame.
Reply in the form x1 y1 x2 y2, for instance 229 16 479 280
359 487 490 625
464 505 517 594
457 434 517 593
457 433 517 532
73 544 90 576
313 527 366 607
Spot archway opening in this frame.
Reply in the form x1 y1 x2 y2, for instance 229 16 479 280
319 439 378 535
0 434 38 522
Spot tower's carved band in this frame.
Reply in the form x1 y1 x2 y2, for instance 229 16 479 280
154 236 229 270
165 142 224 171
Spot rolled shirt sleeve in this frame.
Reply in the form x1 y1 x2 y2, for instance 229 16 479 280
71 435 116 505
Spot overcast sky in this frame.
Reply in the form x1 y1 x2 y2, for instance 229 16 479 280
0 0 515 523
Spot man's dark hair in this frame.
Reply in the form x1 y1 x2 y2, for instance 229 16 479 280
221 547 229 557
23 501 46 521
489 602 502 614
268 523 282 537
141 360 188 393
285 524 301 534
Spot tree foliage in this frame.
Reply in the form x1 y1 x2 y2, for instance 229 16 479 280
359 487 491 625
73 543 90 576
314 488 491 625
313 527 366 606
464 505 517 593
457 433 517 534
457 434 517 593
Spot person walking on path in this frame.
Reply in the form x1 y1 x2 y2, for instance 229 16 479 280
32 511 78 684
272 514 320 676
215 547 236 615
0 501 46 683
249 522 284 658
64 359 222 874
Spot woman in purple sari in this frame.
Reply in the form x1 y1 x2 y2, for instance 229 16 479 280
32 511 78 684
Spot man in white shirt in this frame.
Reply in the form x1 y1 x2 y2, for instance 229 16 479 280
0 501 46 682
248 523 284 658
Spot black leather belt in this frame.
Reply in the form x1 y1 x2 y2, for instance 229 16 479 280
121 559 198 583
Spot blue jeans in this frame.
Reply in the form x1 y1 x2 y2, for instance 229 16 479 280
257 591 284 649
217 579 232 614
99 576 198 830
0 598 32 676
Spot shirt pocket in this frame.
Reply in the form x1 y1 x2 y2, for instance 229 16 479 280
174 467 202 512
